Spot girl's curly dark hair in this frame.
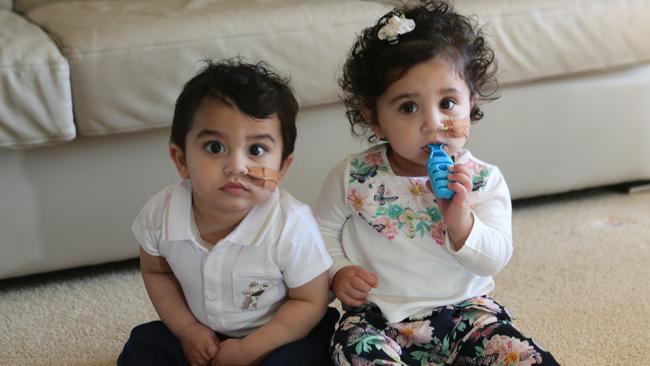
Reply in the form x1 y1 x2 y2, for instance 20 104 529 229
339 0 498 142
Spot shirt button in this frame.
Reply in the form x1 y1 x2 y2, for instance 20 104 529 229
207 291 217 300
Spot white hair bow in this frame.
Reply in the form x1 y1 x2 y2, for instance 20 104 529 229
378 15 415 45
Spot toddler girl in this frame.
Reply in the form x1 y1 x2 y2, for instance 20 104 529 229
315 1 559 364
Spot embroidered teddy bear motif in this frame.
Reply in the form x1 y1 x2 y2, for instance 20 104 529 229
242 281 271 310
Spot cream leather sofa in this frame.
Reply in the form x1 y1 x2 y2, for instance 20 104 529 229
2 0 649 280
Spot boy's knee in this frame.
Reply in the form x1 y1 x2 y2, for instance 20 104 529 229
120 321 169 356
324 306 340 323
129 321 166 344
261 309 340 366
320 307 340 334
119 321 182 366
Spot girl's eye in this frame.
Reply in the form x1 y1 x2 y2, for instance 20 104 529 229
249 144 268 157
203 141 224 154
440 99 456 110
399 102 419 114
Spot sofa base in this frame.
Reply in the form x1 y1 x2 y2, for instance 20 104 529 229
2 64 650 280
470 63 650 198
1 129 178 280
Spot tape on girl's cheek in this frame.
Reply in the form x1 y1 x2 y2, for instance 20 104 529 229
441 118 470 138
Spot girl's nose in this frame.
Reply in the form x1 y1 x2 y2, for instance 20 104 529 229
421 110 444 134
223 153 248 177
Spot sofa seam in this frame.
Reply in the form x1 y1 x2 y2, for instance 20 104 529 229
469 0 646 19
55 21 371 57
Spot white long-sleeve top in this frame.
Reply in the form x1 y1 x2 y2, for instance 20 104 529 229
315 144 512 322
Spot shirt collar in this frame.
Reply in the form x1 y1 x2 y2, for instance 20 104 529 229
164 180 280 247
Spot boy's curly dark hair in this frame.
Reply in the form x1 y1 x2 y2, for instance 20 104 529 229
171 57 298 161
340 0 498 141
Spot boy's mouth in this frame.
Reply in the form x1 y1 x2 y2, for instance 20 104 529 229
221 181 249 194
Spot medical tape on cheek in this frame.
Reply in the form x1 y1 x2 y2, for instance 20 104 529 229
439 118 470 138
246 167 282 191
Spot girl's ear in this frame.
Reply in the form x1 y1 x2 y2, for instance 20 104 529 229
470 92 479 110
169 144 190 179
361 105 385 139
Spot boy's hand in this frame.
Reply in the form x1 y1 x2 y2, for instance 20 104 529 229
211 339 249 366
332 265 378 307
428 163 474 250
177 322 220 366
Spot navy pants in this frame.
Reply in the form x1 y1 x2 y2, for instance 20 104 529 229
118 307 339 366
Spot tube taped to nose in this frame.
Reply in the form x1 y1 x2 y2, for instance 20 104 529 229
247 167 282 190
439 118 470 138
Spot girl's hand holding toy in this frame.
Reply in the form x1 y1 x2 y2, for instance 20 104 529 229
427 144 474 251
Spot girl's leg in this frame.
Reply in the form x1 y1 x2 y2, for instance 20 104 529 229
330 303 410 365
117 320 190 366
331 297 559 366
260 307 340 366
452 318 559 365
447 297 560 365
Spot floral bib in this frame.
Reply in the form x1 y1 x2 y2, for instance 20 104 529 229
346 145 491 245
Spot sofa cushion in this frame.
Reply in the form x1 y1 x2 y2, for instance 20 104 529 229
25 0 391 137
0 9 74 148
14 0 77 13
456 0 650 84
0 0 11 10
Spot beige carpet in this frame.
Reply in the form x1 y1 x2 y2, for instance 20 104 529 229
1 189 649 365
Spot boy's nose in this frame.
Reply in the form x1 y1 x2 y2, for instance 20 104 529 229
223 153 248 176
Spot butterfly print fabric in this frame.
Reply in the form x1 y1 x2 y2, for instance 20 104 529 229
346 146 490 243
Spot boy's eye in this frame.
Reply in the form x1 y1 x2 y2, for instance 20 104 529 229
249 144 268 157
203 141 224 154
399 102 419 114
440 99 456 110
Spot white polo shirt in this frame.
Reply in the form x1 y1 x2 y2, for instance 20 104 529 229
132 180 332 337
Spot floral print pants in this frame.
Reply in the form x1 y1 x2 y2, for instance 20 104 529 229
331 297 559 366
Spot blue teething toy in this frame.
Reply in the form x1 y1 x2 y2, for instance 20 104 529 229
427 143 454 199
